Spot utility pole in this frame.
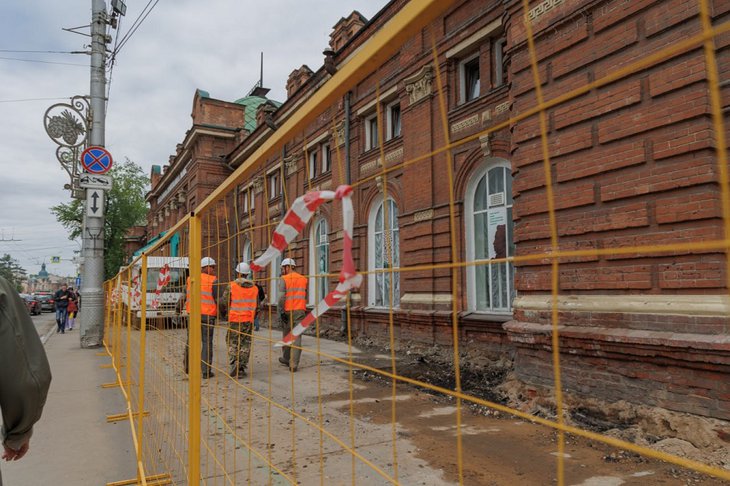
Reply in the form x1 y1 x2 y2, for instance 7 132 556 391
79 0 109 347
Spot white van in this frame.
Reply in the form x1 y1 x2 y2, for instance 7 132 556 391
121 256 189 328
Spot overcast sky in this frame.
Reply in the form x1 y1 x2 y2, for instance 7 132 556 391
0 0 384 278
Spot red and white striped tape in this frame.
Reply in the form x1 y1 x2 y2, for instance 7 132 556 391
150 264 171 310
131 274 142 307
250 185 362 347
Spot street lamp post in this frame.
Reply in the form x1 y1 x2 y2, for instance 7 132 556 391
43 0 117 348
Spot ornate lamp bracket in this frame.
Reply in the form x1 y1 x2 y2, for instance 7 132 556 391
44 95 91 199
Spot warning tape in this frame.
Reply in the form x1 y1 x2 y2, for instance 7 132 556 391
131 274 141 307
150 264 171 310
250 185 362 346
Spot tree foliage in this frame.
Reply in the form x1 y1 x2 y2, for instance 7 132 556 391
51 157 148 279
0 254 26 292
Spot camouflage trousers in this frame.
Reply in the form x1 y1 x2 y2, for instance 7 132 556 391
226 321 253 373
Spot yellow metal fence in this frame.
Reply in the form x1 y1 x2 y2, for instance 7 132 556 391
100 0 730 484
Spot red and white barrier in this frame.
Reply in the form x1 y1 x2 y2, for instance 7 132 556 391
131 274 142 308
150 264 171 310
250 185 362 347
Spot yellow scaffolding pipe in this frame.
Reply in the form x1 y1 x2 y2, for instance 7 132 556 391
137 254 149 483
188 215 202 486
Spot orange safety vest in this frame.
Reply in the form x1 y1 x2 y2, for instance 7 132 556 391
228 282 258 323
186 273 218 316
282 271 307 311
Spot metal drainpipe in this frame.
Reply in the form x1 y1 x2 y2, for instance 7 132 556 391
341 91 352 335
280 146 287 214
345 91 351 185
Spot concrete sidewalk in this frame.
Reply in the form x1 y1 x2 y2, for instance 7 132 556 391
2 315 137 486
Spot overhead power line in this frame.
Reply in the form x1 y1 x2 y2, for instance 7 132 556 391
0 56 87 67
113 0 160 56
106 10 123 113
0 49 84 54
0 96 73 104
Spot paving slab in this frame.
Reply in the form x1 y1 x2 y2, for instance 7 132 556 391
2 314 137 486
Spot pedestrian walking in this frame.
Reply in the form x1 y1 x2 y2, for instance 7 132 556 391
53 283 70 334
66 288 78 331
277 258 307 372
184 257 219 378
0 276 52 483
222 263 258 379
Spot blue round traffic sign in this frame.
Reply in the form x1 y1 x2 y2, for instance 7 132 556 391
81 146 113 174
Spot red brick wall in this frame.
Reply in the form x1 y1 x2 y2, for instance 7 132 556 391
509 0 726 299
146 0 730 419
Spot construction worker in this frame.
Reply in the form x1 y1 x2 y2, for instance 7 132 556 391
184 257 219 379
222 262 258 378
277 258 307 372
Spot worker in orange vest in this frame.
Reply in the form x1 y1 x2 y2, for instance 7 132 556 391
184 257 219 379
222 262 258 379
277 258 307 372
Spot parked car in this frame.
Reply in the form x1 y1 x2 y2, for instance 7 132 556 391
19 294 42 315
34 293 55 312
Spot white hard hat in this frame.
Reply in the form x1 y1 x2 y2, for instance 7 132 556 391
235 262 251 275
201 257 216 267
281 258 296 267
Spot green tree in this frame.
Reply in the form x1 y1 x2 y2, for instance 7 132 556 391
0 254 26 292
51 158 148 279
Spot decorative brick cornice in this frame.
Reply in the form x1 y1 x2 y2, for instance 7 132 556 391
284 155 299 176
451 114 480 134
405 65 433 106
413 209 434 222
252 176 264 194
527 0 566 23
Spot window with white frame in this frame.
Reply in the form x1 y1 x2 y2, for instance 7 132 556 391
368 197 400 307
460 53 481 104
386 102 401 140
321 143 331 174
268 171 280 199
308 149 319 179
309 219 329 304
365 114 379 151
465 160 515 312
241 186 254 214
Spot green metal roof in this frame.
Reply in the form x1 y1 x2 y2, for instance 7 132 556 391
233 96 282 132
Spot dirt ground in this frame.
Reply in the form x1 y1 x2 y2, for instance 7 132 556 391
132 323 729 485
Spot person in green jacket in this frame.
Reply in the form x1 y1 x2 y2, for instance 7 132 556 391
0 276 52 481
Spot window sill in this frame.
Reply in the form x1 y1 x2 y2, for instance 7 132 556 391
452 84 509 116
460 310 513 323
361 146 381 157
363 306 401 312
307 172 332 186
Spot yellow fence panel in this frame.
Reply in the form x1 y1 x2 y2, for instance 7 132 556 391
100 1 730 485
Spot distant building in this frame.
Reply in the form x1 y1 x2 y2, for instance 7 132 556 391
143 0 730 421
26 263 73 293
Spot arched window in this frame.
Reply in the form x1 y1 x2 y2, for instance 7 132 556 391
309 219 329 304
368 197 400 307
465 160 515 312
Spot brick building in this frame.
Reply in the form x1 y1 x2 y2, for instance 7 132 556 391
145 0 730 420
